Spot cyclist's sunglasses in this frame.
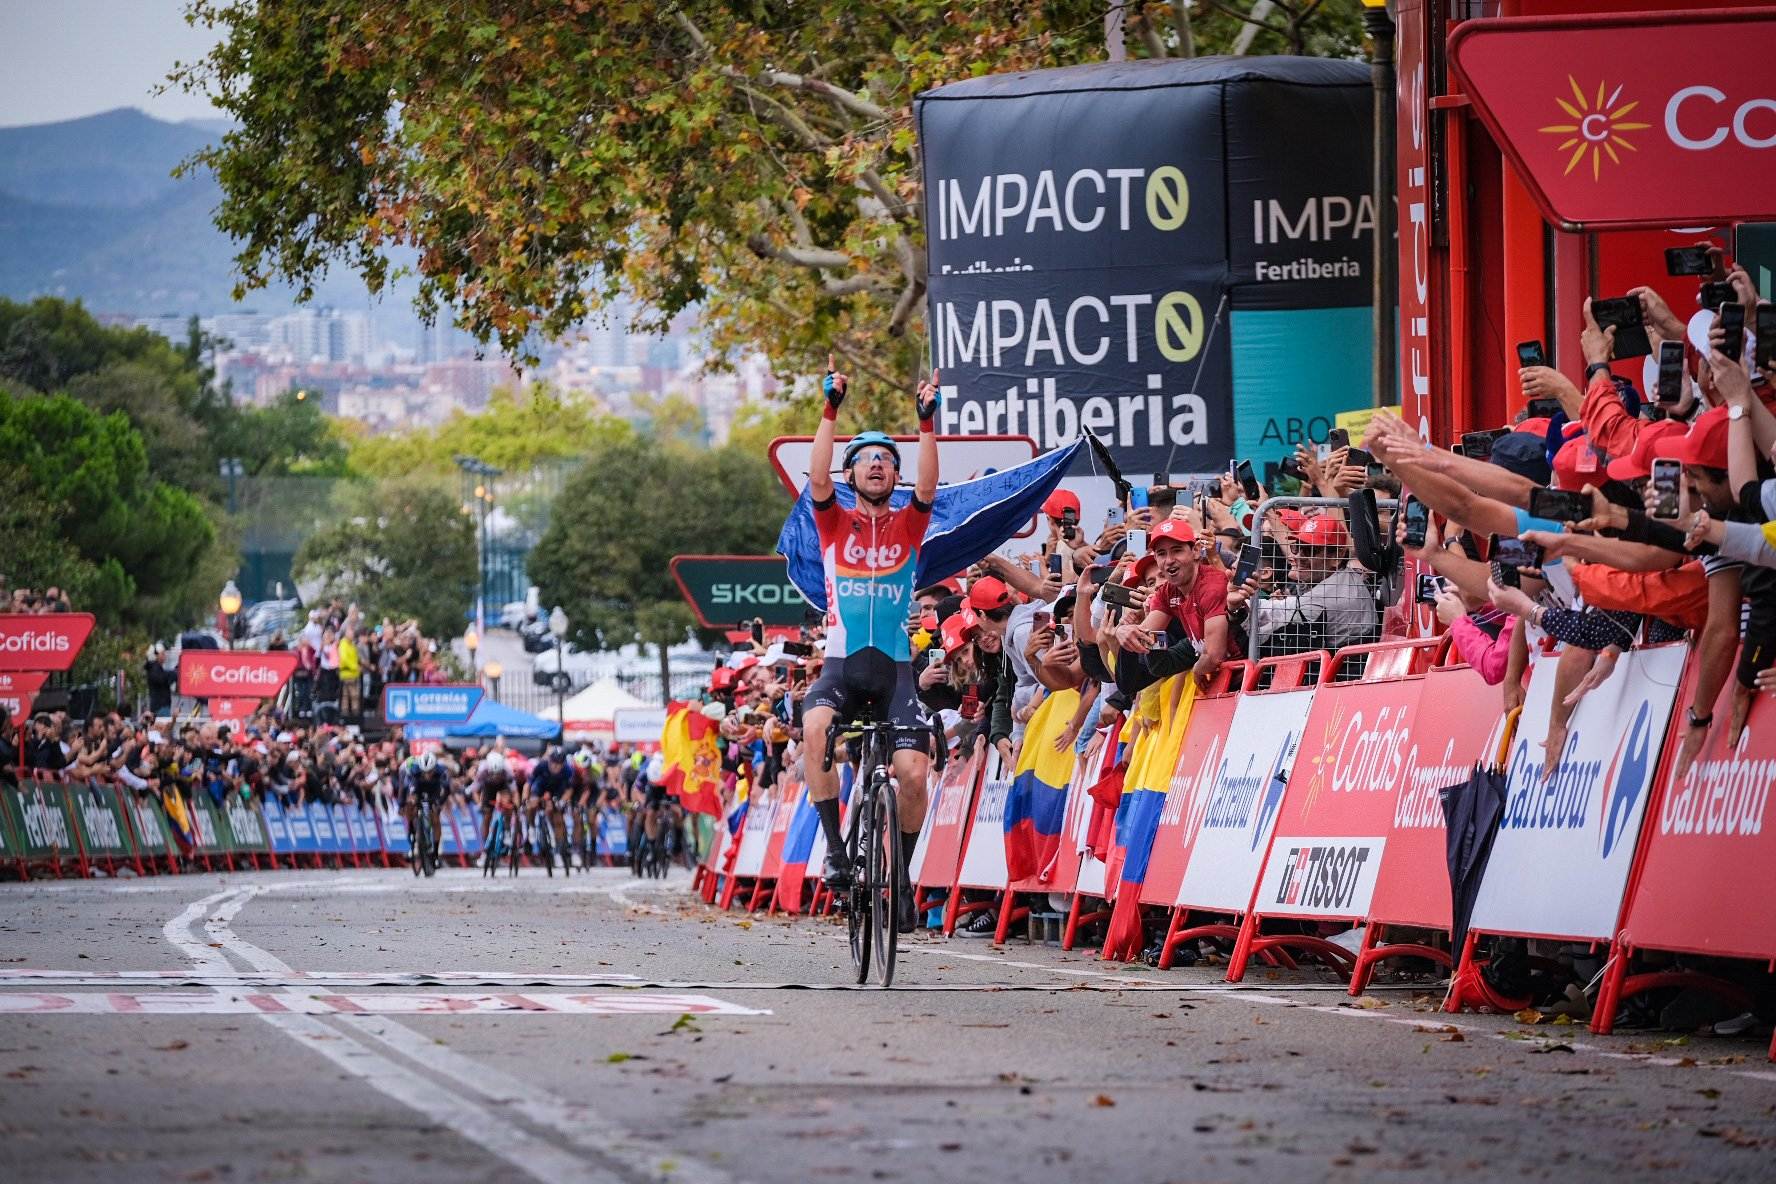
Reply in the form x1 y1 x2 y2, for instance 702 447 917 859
850 447 899 468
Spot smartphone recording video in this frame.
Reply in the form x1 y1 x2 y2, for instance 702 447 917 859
1650 457 1682 520
1516 340 1547 368
1415 573 1445 605
1591 296 1652 359
1528 486 1592 524
1235 459 1261 502
1232 544 1262 586
1402 497 1430 550
1656 340 1685 404
1665 245 1714 276
1719 303 1746 359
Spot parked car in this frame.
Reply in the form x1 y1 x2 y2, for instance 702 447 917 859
241 598 302 642
530 642 605 691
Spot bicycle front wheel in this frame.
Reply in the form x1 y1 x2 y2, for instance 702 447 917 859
845 788 871 984
867 776 901 989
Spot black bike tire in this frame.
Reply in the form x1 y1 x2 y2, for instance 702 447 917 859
419 810 437 877
410 808 423 878
507 813 522 877
537 811 554 878
481 814 500 878
845 760 871 984
870 774 900 988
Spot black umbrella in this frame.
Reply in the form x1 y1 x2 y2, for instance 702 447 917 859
1440 761 1509 956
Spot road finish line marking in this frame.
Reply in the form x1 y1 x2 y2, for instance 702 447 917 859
0 991 770 1016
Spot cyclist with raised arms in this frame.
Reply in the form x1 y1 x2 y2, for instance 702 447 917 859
802 354 940 932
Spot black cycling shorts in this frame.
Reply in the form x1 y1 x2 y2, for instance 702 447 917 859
644 780 670 808
804 647 930 753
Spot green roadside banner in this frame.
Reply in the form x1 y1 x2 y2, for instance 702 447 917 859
67 781 133 862
188 794 232 857
5 781 77 863
124 791 174 859
223 796 272 855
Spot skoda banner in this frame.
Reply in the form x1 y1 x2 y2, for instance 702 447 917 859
670 555 810 629
916 56 1373 477
179 651 300 699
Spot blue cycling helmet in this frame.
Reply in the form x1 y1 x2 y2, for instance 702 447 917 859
842 431 901 471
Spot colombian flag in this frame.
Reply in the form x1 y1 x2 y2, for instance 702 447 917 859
1002 689 1080 883
1102 675 1197 961
161 787 195 850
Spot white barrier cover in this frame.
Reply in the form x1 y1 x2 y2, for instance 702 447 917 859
1471 644 1684 940
732 783 779 878
1173 688 1316 912
954 749 1012 888
1068 734 1112 897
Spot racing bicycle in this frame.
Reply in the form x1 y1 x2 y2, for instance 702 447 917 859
823 717 945 988
525 798 569 878
409 796 440 878
482 802 523 877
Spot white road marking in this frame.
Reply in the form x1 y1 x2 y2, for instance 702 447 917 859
0 991 768 1016
165 880 746 1184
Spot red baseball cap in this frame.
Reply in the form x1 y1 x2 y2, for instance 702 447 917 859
1271 507 1308 534
1041 490 1081 518
1516 416 1552 438
940 608 979 655
1294 515 1350 548
1130 553 1158 582
919 610 939 633
709 667 738 692
1672 405 1730 471
966 576 1012 612
1150 518 1197 547
1551 436 1602 491
1605 420 1687 482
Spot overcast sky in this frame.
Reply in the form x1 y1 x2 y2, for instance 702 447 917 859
1 0 225 128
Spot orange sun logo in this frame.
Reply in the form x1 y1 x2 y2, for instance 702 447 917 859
1540 76 1651 180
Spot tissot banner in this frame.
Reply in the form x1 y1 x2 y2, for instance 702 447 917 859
917 56 1372 474
1449 9 1776 229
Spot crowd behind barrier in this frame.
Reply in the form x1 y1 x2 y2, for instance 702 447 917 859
7 249 1776 1056
689 251 1776 1056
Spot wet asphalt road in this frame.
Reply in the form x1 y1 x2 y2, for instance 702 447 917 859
3 866 1775 1184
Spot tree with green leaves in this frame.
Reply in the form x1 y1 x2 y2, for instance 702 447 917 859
527 430 786 694
174 2 1365 428
0 389 228 637
292 476 477 639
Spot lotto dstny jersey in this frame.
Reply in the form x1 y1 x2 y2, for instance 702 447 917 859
814 497 931 662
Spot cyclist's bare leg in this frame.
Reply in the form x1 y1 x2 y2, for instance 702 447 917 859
889 747 929 837
802 704 839 803
547 796 567 847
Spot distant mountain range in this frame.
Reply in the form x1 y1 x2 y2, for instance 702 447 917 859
0 107 404 318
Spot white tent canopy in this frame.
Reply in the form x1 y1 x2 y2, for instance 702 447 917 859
538 678 649 732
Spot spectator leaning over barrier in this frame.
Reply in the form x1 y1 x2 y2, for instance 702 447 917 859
1112 518 1228 697
1247 514 1378 653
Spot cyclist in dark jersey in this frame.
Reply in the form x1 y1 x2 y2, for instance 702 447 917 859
802 356 941 930
401 751 448 864
528 746 574 854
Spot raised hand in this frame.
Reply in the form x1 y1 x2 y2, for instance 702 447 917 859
823 351 848 409
916 367 941 424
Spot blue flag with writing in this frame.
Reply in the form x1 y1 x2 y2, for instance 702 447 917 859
777 439 1085 611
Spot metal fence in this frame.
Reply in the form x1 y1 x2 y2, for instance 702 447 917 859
1242 496 1402 680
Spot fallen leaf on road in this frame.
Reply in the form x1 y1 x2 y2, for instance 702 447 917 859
1528 1043 1575 1055
1442 1032 1467 1043
940 1142 962 1152
155 1040 190 1052
1513 1008 1544 1024
735 920 753 930
1353 996 1388 1010
1092 1094 1115 1107
1697 1088 1722 1100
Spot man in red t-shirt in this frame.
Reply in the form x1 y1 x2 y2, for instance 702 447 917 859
1113 518 1230 689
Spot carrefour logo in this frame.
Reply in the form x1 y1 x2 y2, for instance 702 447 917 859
1598 701 1652 858
1539 76 1649 179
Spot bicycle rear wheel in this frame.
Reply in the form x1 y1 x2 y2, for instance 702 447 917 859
507 813 523 877
410 808 423 878
866 774 901 988
418 810 438 878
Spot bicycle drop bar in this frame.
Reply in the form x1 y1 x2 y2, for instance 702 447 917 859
821 719 946 773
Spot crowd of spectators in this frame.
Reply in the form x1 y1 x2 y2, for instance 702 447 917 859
2 584 73 615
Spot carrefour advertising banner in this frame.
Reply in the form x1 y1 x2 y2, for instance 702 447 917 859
917 56 1372 476
1470 644 1685 941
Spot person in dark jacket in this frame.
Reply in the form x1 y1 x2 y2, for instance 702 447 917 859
144 644 175 716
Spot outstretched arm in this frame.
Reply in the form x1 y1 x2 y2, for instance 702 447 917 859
809 352 846 504
914 368 940 506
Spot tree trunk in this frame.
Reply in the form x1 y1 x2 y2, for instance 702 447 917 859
657 637 672 705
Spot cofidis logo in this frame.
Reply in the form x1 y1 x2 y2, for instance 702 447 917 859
1539 76 1650 179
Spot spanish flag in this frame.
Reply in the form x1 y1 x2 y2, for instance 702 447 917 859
660 703 721 817
1002 689 1079 883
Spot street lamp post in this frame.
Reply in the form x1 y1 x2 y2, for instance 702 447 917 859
219 579 243 650
484 660 503 704
464 626 479 681
549 606 569 738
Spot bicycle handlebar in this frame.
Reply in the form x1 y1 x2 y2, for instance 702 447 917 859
820 719 947 773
